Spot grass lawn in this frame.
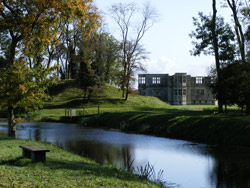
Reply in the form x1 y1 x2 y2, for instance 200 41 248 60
0 136 162 188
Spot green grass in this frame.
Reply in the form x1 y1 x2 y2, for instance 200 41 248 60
0 136 161 188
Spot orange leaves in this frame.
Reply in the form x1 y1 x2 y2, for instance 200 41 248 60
62 0 100 38
1 0 100 58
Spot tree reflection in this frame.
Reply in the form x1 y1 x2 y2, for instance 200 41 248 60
208 147 250 188
64 140 135 170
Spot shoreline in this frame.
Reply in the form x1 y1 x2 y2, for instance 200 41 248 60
81 111 250 148
2 109 250 148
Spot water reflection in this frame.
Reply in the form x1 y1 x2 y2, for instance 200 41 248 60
207 147 250 188
65 140 135 170
1 122 250 188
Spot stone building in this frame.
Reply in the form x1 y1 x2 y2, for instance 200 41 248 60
138 73 215 105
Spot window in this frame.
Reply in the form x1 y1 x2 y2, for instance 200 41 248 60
152 77 160 84
196 89 200 95
152 77 156 84
200 89 204 96
183 76 186 83
175 89 178 95
157 77 161 84
183 89 186 95
139 77 145 84
179 76 182 84
174 77 177 83
178 89 182 95
196 77 203 84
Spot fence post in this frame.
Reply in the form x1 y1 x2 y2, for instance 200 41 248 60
98 105 100 115
65 108 67 116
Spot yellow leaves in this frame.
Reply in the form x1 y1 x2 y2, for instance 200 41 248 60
1 0 100 58
18 84 26 95
12 70 23 75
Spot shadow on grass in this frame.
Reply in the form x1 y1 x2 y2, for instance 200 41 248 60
0 157 30 167
1 157 141 182
0 136 16 141
45 99 84 109
45 98 127 109
46 159 140 181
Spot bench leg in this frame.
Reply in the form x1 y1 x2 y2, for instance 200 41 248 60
31 151 46 163
22 149 31 159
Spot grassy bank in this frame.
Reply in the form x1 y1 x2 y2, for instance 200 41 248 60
0 136 161 188
83 110 250 147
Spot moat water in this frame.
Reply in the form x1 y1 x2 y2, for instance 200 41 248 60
1 122 250 188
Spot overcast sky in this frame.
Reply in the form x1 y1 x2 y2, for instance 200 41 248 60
93 0 232 77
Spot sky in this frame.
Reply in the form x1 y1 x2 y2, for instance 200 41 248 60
93 0 232 77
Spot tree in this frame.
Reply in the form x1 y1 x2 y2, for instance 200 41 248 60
190 10 235 113
225 0 250 113
0 61 57 136
78 53 98 102
78 30 121 86
110 2 158 100
211 0 223 113
0 0 99 136
214 63 250 112
226 0 246 64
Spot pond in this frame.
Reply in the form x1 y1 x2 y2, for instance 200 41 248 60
1 122 250 188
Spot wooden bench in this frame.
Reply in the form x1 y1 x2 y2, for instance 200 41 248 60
19 145 50 163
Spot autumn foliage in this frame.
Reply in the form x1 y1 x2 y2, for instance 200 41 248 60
0 0 100 136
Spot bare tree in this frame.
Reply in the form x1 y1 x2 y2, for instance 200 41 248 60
110 2 158 100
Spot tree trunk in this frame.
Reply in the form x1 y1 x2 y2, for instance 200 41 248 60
246 103 250 115
7 36 19 137
9 38 18 66
212 0 223 113
124 68 131 101
246 97 250 114
125 80 129 101
7 106 16 137
226 0 246 64
121 64 127 98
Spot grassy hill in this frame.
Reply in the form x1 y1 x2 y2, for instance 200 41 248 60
29 80 174 121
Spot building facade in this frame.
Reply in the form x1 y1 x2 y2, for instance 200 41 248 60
138 73 215 105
